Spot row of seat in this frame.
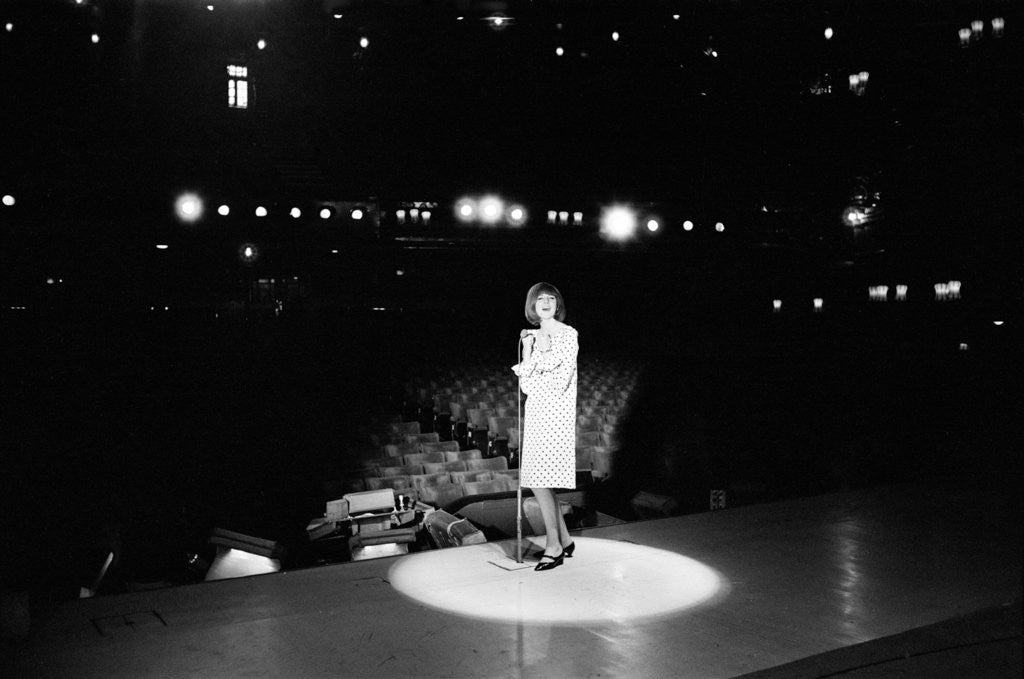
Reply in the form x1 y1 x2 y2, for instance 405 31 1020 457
366 455 509 478
363 358 641 508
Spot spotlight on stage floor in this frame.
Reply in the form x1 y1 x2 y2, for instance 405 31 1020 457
388 537 727 625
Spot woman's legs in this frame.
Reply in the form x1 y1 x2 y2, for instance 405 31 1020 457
531 487 571 555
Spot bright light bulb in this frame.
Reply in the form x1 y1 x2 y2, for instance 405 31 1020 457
2 195 14 207
824 27 834 40
257 39 267 50
290 207 301 218
175 193 203 222
218 204 230 216
320 208 332 219
683 220 694 231
359 37 369 49
646 219 660 233
600 206 638 241
479 196 504 224
255 206 267 217
351 208 364 220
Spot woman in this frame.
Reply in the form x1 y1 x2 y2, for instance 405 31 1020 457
512 282 578 571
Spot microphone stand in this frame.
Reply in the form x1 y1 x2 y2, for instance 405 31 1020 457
515 333 526 564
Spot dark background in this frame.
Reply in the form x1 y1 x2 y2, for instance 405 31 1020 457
0 0 1021 598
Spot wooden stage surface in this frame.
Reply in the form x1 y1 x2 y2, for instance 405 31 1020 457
7 472 1021 678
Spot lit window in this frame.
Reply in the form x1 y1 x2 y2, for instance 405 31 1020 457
228 64 249 109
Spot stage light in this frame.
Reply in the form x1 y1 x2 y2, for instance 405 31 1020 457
239 243 259 263
715 222 725 232
91 33 100 44
333 14 343 20
175 193 203 223
255 206 268 217
993 320 1004 326
4 23 12 33
971 20 984 36
869 285 888 302
772 299 783 313
507 205 527 226
813 297 824 312
673 15 681 21
843 207 866 226
320 207 333 219
207 4 214 10
895 285 908 301
218 204 230 216
958 343 969 352
682 220 694 231
947 280 962 299
359 36 369 49
558 210 569 225
456 198 476 222
421 210 431 224
409 208 419 220
612 31 620 42
600 205 638 241
350 208 364 220
556 47 564 56
396 269 404 277
395 209 406 223
547 210 557 224
959 27 972 47
479 196 504 224
155 244 169 250
331 249 339 254
287 207 299 218
646 219 660 233
824 27 834 40
992 17 1004 38
573 211 583 226
2 195 14 207
257 39 267 50
46 278 55 285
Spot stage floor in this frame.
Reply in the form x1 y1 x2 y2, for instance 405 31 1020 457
8 473 1022 678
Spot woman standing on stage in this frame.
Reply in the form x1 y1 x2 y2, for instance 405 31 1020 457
513 282 578 571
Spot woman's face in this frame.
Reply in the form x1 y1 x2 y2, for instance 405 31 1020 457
535 292 558 321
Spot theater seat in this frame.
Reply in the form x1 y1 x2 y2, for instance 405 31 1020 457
462 479 509 496
466 456 508 472
418 483 466 508
423 460 468 474
381 464 424 477
403 451 446 466
421 440 460 455
404 432 440 445
410 472 452 489
444 449 483 462
383 442 419 459
450 470 493 484
364 475 412 491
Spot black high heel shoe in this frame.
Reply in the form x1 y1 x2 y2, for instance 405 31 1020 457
563 542 576 558
535 549 565 571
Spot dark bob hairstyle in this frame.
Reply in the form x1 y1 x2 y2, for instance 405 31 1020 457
524 282 567 326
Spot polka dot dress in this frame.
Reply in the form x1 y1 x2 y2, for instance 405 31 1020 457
513 327 578 489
